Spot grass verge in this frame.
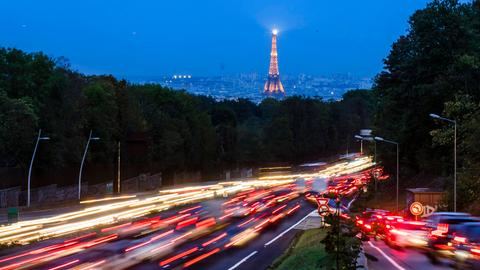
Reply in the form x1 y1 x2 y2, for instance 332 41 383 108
269 228 331 270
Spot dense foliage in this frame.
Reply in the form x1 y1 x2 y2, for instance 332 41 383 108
373 0 480 212
321 214 362 269
0 47 373 187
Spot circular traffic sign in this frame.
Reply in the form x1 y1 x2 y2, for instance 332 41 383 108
318 205 330 216
410 202 424 216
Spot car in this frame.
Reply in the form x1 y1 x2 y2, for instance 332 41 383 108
425 213 480 263
425 212 472 231
376 215 404 239
355 209 390 238
384 220 427 249
450 222 480 269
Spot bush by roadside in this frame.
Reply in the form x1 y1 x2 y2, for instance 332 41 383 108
269 228 329 270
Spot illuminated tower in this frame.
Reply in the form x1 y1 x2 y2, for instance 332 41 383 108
264 29 285 97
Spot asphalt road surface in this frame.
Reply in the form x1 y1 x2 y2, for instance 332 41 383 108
0 187 317 270
364 239 454 270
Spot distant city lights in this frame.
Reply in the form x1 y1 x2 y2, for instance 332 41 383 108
173 75 192 79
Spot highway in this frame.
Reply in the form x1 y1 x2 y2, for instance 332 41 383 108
0 186 315 270
364 239 453 270
1 155 459 270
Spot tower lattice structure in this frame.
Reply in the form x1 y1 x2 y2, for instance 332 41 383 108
264 29 285 96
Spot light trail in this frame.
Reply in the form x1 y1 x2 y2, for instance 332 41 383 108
0 156 374 270
0 179 294 245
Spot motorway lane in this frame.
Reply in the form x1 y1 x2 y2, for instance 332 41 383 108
186 199 315 270
0 187 314 270
0 157 378 270
364 240 453 270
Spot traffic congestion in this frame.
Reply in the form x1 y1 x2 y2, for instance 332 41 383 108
304 160 480 269
0 156 374 270
2 154 478 269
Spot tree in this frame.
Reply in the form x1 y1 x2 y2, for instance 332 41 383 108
0 91 38 167
374 0 479 177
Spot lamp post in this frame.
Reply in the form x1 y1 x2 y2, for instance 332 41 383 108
27 129 50 207
375 137 399 212
430 113 457 212
78 130 100 200
355 135 375 161
355 134 378 193
354 135 363 155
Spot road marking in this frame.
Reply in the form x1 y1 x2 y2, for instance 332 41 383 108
347 196 357 209
227 250 258 270
264 210 315 246
367 241 406 270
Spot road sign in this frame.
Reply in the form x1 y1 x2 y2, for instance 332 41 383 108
318 205 330 216
7 207 18 223
316 197 329 206
410 201 424 216
421 205 437 218
106 182 113 194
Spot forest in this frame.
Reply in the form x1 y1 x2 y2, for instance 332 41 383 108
373 0 480 212
0 47 372 187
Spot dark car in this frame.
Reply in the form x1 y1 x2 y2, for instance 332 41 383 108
450 222 480 269
384 220 427 249
425 213 480 263
355 209 390 238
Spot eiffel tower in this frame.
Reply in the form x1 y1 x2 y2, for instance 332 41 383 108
264 29 285 97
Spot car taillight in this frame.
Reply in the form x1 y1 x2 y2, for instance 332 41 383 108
437 223 449 233
364 224 372 230
471 248 480 255
390 229 409 236
405 221 425 226
357 220 364 225
453 236 467 244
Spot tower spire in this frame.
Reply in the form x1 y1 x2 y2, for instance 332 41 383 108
264 29 285 97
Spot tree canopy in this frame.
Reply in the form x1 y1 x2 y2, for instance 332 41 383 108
373 0 480 212
0 47 373 187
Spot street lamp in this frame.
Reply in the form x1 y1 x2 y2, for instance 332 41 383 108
354 135 363 155
78 130 100 200
27 129 50 207
430 113 457 212
354 135 376 162
375 136 399 212
355 134 378 193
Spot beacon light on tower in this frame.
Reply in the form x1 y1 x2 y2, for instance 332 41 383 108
264 28 285 97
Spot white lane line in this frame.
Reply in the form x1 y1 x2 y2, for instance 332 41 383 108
367 241 406 270
264 210 316 246
227 250 258 270
347 196 357 209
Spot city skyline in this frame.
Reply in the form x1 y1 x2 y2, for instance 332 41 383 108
1 0 432 78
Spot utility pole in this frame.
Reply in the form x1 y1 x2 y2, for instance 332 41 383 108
117 141 121 194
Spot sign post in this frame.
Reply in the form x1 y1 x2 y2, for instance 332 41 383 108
7 207 18 223
410 201 424 220
316 197 331 217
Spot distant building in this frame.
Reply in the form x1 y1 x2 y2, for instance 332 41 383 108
263 29 285 98
406 188 446 217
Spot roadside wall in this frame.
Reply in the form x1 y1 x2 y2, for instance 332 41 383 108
0 172 162 208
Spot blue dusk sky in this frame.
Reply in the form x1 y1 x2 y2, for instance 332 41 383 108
1 0 436 78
